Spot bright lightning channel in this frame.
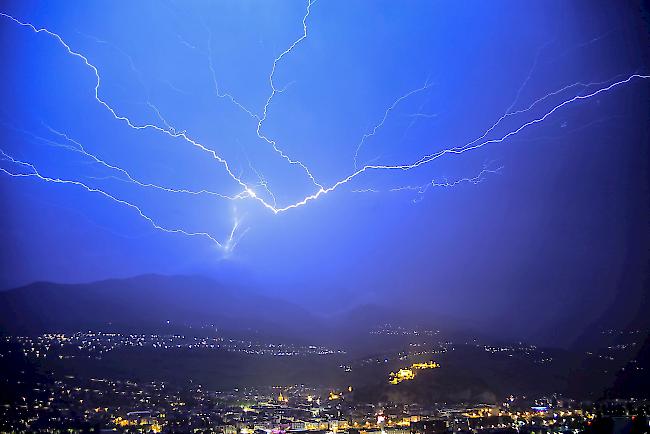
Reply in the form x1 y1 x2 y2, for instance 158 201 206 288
0 12 278 216
0 149 237 248
267 73 650 213
37 124 249 201
352 164 503 203
0 9 648 250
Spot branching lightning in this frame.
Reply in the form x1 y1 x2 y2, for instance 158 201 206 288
0 149 235 248
353 79 433 169
45 125 243 198
205 27 261 123
0 12 270 212
352 164 503 203
254 0 324 190
0 7 648 253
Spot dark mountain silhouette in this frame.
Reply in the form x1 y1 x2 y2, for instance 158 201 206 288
0 276 481 343
0 274 321 338
0 274 646 400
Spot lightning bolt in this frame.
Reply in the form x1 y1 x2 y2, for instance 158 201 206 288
352 164 503 204
0 149 234 247
2 121 249 201
202 1 321 190
267 73 649 213
0 8 647 253
0 12 276 216
254 0 324 190
458 74 634 156
353 79 434 169
223 211 250 254
504 40 553 114
205 26 261 122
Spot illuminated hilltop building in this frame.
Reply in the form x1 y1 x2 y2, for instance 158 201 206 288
389 361 440 384
411 362 439 369
329 391 341 400
389 369 416 384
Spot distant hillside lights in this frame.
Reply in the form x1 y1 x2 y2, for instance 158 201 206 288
389 361 440 384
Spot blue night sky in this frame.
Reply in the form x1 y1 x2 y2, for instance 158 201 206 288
0 1 649 342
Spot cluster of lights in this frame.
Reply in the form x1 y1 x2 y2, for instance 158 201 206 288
388 361 440 385
3 333 344 359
